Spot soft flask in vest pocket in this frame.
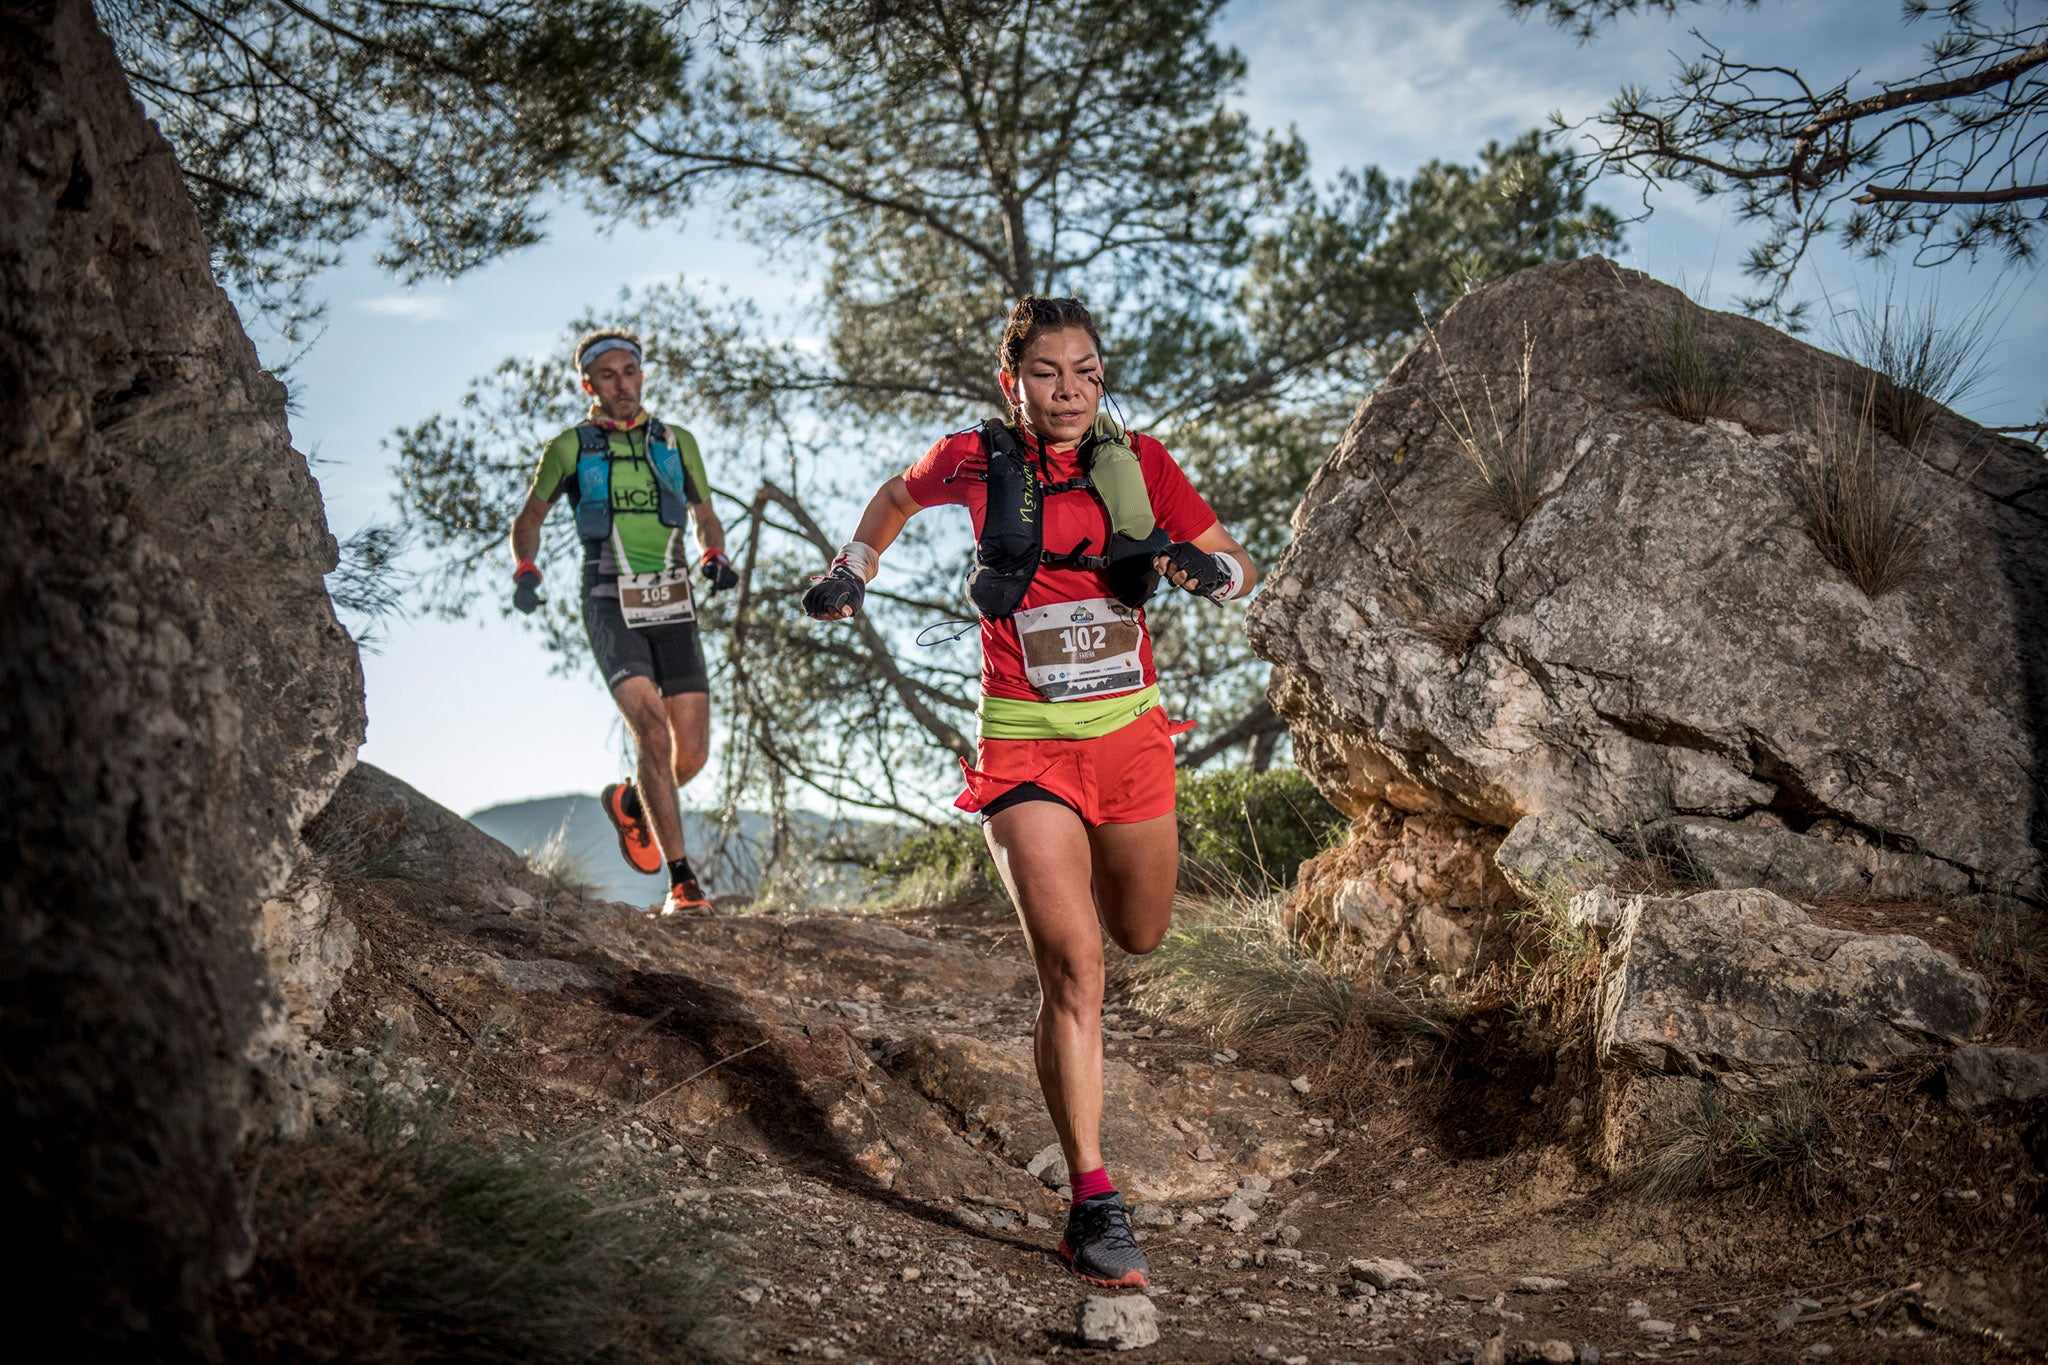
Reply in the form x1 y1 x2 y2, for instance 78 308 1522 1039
964 424 1041 619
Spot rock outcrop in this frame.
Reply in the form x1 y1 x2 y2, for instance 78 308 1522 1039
1249 257 2046 904
1287 804 1515 976
311 764 1316 1213
0 0 365 1350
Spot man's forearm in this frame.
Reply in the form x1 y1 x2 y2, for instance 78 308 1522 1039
694 508 726 558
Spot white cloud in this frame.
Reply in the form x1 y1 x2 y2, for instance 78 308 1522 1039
358 294 456 322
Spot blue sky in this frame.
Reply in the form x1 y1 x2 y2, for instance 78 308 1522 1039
277 0 2047 819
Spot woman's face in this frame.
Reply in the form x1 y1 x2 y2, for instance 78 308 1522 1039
1006 327 1102 448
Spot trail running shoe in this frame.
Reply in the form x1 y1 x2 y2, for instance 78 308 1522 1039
1057 1191 1150 1288
659 876 713 917
601 782 663 875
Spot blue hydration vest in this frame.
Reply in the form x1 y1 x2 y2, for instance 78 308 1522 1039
573 420 700 543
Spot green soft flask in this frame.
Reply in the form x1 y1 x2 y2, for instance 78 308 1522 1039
1089 414 1154 539
1090 415 1168 606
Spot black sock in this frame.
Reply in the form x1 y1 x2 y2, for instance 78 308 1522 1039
620 783 644 822
667 857 696 888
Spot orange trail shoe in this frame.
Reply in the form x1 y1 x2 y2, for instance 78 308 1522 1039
659 874 713 917
600 782 663 875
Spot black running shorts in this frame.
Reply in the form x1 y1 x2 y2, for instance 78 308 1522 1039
582 575 709 697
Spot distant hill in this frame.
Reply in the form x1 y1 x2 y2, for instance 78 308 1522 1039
466 793 885 907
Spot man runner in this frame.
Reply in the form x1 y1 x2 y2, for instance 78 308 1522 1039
509 328 739 915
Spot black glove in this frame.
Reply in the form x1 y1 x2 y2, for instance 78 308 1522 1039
1159 541 1231 599
513 565 543 615
701 549 740 594
802 564 866 620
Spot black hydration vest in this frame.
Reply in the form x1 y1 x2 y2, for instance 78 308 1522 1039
963 419 1170 620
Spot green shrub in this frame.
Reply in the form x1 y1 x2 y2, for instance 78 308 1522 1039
868 821 1008 910
1176 767 1346 893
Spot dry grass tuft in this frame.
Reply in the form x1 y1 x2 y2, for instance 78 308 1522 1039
216 1084 720 1362
1624 1072 1839 1201
1421 317 1548 524
1835 288 1990 451
524 818 603 902
1367 466 1500 657
1384 554 1496 656
1650 299 1749 423
1121 891 1444 1060
1799 379 1942 599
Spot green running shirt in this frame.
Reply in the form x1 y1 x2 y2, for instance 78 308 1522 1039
528 420 712 578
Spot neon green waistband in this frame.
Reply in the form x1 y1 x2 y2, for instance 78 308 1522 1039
977 684 1159 741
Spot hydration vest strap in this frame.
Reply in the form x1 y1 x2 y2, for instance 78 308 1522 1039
571 420 695 544
574 423 614 541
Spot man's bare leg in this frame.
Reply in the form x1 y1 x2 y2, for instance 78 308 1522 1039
612 677 686 860
663 691 710 792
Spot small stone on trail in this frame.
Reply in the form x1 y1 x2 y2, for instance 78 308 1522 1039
1193 1144 1218 1161
1027 1143 1069 1188
1077 1293 1159 1350
1472 1333 1507 1365
1218 1196 1258 1231
1802 1346 1836 1358
1239 1173 1274 1193
1027 1212 1051 1229
1290 1074 1312 1094
1638 1319 1676 1335
1130 1202 1174 1227
1626 1300 1649 1319
1514 1276 1570 1294
1277 1224 1302 1247
1349 1257 1423 1290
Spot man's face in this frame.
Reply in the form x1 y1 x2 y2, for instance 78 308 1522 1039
582 349 645 422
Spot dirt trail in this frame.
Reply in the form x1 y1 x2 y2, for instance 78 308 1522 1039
297 769 2042 1364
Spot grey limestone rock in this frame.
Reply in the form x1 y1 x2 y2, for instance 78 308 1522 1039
1350 1256 1425 1290
1943 1046 2048 1118
1494 813 1623 901
1249 257 2047 903
1077 1293 1160 1350
1597 888 1990 1075
1 0 365 1346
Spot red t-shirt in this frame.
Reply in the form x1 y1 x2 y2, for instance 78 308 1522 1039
903 426 1219 702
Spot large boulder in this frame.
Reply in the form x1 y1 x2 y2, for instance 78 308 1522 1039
1596 888 1989 1077
0 1 364 1351
1249 257 2046 903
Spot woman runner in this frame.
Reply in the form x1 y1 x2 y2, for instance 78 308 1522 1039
801 297 1257 1287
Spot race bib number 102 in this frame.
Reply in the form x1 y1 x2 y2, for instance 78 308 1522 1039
1015 597 1144 701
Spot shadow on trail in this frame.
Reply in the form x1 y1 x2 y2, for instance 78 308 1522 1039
599 969 1050 1252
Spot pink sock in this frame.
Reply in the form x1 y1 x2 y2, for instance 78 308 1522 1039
1070 1166 1116 1203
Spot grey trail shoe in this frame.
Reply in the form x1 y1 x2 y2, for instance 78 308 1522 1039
1057 1191 1151 1288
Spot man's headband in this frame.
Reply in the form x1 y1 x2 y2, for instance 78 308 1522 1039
579 337 642 371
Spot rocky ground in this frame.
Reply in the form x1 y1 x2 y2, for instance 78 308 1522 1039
268 767 2046 1364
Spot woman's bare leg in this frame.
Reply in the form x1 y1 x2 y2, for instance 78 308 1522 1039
983 805 1178 1176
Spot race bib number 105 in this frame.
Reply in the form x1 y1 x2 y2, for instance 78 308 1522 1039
1015 597 1145 701
618 566 696 629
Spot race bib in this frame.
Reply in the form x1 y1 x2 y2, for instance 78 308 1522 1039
618 566 696 629
1015 597 1145 701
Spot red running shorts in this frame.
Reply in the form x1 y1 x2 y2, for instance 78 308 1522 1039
955 705 1195 826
